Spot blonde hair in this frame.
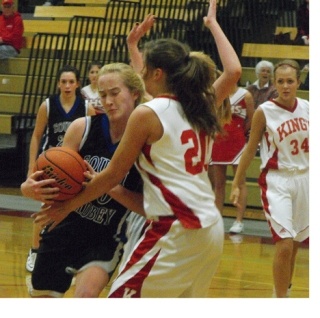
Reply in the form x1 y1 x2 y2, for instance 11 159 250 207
214 69 232 126
98 63 145 107
274 59 301 80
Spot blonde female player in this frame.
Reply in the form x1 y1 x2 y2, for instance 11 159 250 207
34 0 241 297
21 63 147 297
230 59 309 297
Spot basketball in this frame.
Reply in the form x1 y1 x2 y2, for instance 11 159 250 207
35 147 87 201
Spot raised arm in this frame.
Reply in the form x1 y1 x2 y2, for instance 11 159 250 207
127 13 155 75
203 0 242 107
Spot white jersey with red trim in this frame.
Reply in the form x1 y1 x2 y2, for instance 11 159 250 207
136 96 220 229
259 97 309 172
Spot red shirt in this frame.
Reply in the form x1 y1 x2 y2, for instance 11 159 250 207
0 11 24 52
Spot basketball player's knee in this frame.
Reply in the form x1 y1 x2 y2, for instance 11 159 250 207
276 238 294 260
74 284 100 298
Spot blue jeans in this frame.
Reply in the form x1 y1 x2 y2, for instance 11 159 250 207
0 45 19 59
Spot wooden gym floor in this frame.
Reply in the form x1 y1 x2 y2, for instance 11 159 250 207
0 186 309 300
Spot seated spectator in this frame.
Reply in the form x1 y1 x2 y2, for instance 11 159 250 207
294 0 309 70
0 0 24 59
294 0 309 45
246 60 278 109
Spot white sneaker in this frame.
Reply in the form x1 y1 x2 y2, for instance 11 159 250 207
43 2 52 6
26 248 38 273
229 221 244 234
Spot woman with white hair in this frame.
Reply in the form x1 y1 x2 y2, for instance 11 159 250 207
247 60 278 109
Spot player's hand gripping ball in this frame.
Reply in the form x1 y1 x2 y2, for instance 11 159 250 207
35 147 87 201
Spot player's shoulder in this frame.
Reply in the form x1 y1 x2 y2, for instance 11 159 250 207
296 97 309 107
259 99 275 109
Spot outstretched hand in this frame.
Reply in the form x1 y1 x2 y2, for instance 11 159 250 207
203 0 217 27
127 13 156 46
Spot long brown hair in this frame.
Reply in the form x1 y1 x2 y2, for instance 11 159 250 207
142 38 221 138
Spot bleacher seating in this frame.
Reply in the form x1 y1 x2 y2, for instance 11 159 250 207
64 0 108 5
242 43 309 61
275 26 298 41
33 6 106 19
23 19 70 35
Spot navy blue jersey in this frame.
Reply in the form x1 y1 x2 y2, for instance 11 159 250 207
32 114 144 294
41 95 89 152
75 114 143 242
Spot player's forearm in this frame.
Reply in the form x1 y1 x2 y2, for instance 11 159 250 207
206 19 241 80
109 185 145 216
128 45 144 75
233 149 255 186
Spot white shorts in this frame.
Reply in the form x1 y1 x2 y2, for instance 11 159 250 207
108 215 224 298
259 169 309 242
118 212 147 274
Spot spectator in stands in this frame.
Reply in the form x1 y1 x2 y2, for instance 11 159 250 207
81 61 104 114
246 60 278 109
0 0 24 59
294 0 309 72
295 0 309 45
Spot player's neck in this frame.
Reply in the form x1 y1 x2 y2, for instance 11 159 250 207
90 84 98 92
59 94 76 108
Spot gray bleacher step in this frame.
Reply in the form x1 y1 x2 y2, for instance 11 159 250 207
0 194 41 212
0 133 17 149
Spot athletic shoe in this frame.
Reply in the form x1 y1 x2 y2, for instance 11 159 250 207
229 221 244 234
26 248 38 273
